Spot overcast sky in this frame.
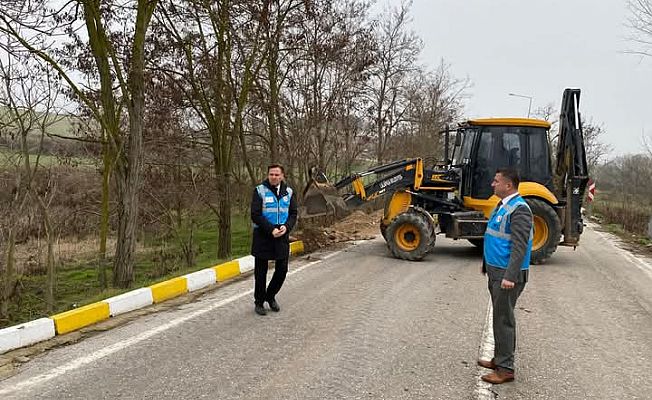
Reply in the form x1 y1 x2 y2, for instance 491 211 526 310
385 0 651 156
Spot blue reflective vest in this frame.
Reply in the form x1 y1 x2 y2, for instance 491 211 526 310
483 195 533 270
253 184 293 228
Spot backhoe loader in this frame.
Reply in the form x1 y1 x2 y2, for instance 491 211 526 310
301 88 590 263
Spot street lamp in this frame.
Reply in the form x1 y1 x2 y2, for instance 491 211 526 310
508 93 533 118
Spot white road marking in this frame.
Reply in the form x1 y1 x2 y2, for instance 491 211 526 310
475 301 496 400
0 250 345 395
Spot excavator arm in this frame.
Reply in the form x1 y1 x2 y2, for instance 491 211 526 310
555 88 590 245
336 158 425 205
300 158 429 218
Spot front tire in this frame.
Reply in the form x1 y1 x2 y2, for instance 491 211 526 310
386 211 434 261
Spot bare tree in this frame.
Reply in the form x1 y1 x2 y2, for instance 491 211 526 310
396 62 469 162
597 154 652 204
532 103 557 124
0 46 62 315
0 0 159 288
258 0 306 167
366 0 421 163
154 0 268 259
280 0 374 179
581 118 612 170
533 102 610 174
627 0 652 57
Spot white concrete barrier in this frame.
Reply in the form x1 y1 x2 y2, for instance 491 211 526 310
0 325 20 354
1 245 307 354
18 318 56 347
238 255 255 274
184 268 217 292
0 317 55 354
105 288 154 317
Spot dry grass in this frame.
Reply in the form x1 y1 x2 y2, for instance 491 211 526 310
591 201 651 236
12 236 162 275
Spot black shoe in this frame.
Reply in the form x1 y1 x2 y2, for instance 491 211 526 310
255 304 267 315
267 299 280 312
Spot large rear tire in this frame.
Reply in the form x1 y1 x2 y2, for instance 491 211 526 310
386 211 434 261
526 198 562 264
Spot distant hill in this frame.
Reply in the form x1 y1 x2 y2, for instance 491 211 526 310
0 106 79 139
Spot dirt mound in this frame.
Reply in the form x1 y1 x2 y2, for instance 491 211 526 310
295 209 382 252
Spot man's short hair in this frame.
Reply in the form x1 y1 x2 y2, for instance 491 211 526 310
496 167 520 187
267 164 285 174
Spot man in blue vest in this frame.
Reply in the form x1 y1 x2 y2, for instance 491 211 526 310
478 167 533 384
251 164 298 316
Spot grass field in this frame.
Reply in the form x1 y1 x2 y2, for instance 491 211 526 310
1 108 96 168
0 148 97 168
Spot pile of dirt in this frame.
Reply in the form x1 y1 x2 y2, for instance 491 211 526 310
295 209 383 252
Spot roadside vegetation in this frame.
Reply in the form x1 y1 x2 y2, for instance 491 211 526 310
589 154 652 251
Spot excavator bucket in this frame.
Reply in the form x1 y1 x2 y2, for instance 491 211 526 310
299 168 351 219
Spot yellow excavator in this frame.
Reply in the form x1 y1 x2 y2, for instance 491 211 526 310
301 88 590 263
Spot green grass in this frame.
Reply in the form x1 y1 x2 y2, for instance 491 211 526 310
0 107 77 137
604 223 624 235
600 222 651 246
1 213 253 328
636 237 652 246
0 148 96 168
1 108 97 168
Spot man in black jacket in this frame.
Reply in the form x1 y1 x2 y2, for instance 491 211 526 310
250 164 298 316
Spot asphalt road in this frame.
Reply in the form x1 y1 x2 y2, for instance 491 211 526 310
0 225 650 399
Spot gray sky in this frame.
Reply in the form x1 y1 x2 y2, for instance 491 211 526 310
392 0 651 156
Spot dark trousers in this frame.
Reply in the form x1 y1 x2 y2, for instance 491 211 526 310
488 278 526 371
254 257 288 306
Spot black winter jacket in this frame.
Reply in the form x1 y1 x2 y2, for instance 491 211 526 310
250 179 298 260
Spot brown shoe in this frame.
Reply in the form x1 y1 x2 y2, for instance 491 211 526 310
481 369 515 384
477 359 496 369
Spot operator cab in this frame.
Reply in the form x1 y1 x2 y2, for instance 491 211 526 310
452 118 553 199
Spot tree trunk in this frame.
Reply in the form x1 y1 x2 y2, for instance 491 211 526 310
236 116 257 186
0 228 17 319
99 138 111 289
111 85 144 288
215 183 232 264
267 43 280 163
1 166 29 319
111 0 154 288
35 194 56 313
112 165 140 288
46 224 55 313
216 171 232 260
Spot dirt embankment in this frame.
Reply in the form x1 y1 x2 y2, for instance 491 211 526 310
294 209 382 252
